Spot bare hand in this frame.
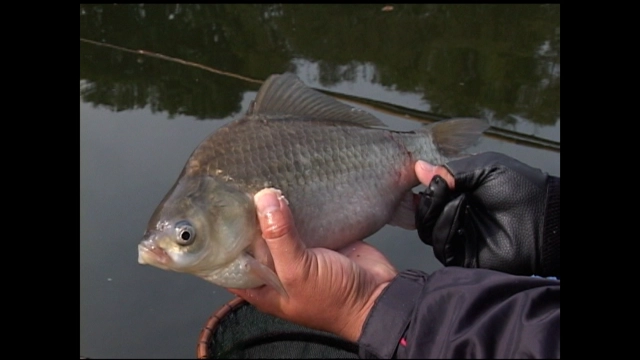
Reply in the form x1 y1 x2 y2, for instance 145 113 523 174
228 188 397 342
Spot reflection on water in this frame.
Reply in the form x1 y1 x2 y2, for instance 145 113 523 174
80 4 559 359
80 4 559 127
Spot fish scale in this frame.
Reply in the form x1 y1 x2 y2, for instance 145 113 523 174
191 118 410 246
138 73 488 292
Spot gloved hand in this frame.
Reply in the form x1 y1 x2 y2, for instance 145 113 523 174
415 152 560 278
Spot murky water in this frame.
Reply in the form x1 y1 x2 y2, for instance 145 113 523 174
80 4 559 358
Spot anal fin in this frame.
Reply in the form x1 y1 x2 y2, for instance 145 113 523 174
388 191 417 230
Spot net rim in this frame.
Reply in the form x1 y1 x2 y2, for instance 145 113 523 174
196 296 247 359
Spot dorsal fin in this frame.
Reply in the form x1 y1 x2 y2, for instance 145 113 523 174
246 73 386 128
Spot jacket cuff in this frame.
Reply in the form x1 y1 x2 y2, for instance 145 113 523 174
358 269 427 358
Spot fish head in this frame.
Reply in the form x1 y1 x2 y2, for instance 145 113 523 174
138 175 259 276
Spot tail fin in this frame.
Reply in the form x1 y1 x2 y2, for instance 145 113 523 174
424 118 489 159
403 118 489 165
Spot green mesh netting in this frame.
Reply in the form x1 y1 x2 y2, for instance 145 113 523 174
198 298 360 359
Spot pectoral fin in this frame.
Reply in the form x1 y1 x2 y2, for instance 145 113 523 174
246 254 288 298
248 236 275 276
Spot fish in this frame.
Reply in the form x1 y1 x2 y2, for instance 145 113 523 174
137 73 488 294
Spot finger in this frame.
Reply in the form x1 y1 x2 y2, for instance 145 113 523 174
415 160 455 189
227 286 281 314
415 172 455 246
338 242 398 282
337 241 370 257
227 287 266 301
338 241 386 263
254 188 307 272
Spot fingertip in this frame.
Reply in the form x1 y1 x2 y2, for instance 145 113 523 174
254 188 303 244
415 160 436 185
436 169 456 189
254 188 284 216
416 161 455 189
254 188 293 239
416 160 435 172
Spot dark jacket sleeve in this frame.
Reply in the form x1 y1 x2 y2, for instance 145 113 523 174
542 175 560 277
357 267 560 358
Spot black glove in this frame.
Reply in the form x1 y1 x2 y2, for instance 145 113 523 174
415 152 560 278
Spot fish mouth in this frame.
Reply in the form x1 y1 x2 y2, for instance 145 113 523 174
138 239 172 266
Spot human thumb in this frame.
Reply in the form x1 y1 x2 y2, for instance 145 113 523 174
254 188 307 272
415 160 455 189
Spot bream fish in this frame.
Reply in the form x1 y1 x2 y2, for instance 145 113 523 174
138 73 488 294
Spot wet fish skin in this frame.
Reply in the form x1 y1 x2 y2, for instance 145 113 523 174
138 73 488 293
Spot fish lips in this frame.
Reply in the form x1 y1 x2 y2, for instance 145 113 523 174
138 237 172 267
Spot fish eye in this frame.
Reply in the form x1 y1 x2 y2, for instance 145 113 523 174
174 221 195 246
